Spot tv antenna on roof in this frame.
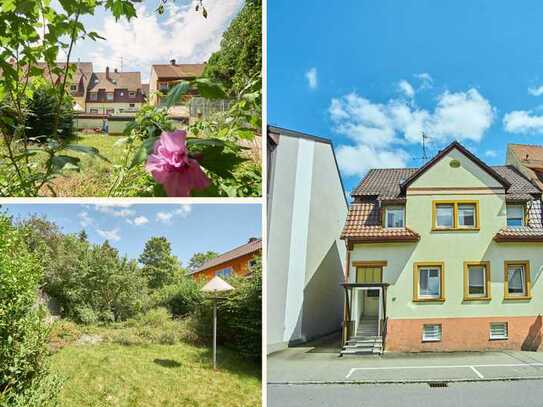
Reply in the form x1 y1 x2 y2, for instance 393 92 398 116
421 132 430 160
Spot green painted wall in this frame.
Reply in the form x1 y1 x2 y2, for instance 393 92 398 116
349 148 543 319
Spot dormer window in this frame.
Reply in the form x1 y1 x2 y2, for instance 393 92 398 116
70 84 77 91
129 91 136 97
106 93 114 101
507 204 525 227
384 206 404 228
89 92 97 101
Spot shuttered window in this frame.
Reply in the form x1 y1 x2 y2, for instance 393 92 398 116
422 324 442 342
490 323 508 340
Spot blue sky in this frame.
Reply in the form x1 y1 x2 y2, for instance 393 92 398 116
268 0 543 193
57 0 243 81
1 203 261 265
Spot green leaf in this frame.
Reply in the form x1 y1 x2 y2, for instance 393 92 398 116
186 138 225 147
193 78 227 99
2 0 15 12
129 138 156 169
64 144 111 163
195 145 246 178
87 31 106 41
164 81 191 108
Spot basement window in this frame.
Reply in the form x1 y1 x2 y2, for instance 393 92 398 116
422 324 442 342
490 322 508 340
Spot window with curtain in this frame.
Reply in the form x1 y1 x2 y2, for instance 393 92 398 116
419 267 441 298
385 206 404 228
458 203 476 227
507 265 526 295
436 204 454 228
468 265 486 296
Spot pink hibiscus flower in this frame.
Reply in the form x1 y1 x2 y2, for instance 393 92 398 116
145 130 210 197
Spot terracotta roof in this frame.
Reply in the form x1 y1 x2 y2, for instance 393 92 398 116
508 144 543 190
190 238 262 275
352 165 540 199
30 62 93 87
152 63 205 79
87 71 142 92
341 201 420 242
494 200 543 242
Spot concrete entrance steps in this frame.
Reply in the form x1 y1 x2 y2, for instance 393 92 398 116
340 319 382 356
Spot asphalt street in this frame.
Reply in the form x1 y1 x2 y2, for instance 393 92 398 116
268 380 543 407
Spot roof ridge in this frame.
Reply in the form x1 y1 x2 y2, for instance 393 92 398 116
192 238 262 273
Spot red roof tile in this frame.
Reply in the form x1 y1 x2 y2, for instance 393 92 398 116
341 201 420 242
190 238 262 274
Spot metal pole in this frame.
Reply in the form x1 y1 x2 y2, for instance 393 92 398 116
213 298 217 369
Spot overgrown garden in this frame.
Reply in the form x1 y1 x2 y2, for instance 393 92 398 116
0 213 262 406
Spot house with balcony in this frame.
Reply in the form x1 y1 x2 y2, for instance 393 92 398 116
341 141 543 355
188 238 262 281
149 60 206 109
85 67 146 115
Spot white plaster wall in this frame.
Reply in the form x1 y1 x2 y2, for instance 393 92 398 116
267 133 348 353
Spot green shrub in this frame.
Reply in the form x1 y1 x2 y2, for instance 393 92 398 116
74 306 99 325
191 258 262 361
152 279 203 317
25 84 74 142
48 320 81 351
0 215 61 406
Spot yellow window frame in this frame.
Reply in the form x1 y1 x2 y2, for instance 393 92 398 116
413 262 445 302
354 261 386 283
432 200 480 231
504 260 531 300
463 261 491 301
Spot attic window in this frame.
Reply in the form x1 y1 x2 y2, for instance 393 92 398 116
70 84 77 91
129 91 136 97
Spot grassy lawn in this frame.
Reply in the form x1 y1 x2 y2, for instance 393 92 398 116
50 342 261 407
45 134 135 197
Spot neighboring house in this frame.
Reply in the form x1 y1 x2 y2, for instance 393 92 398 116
507 143 543 191
267 126 348 354
32 62 93 110
341 141 543 355
149 60 206 108
189 238 262 281
85 67 146 115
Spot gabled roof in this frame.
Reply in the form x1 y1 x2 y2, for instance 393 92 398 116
152 63 206 79
87 71 142 92
189 238 262 275
399 141 511 192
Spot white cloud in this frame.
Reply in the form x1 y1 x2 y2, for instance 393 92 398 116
156 212 173 223
485 149 497 158
529 86 543 96
503 110 543 134
96 228 121 242
87 0 242 81
415 72 433 89
329 87 495 177
398 80 415 98
156 204 192 223
305 67 318 89
94 204 135 218
78 211 93 227
129 216 149 226
336 144 410 177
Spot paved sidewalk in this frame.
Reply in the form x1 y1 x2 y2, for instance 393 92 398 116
268 346 543 383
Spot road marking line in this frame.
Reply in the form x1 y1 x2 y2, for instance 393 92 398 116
345 362 543 378
470 366 484 379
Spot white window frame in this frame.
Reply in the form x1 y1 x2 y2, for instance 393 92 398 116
507 264 526 296
129 91 136 97
422 324 442 342
418 267 441 299
435 204 454 228
458 203 476 228
489 322 508 340
89 108 98 114
507 204 525 227
467 264 487 298
384 206 405 228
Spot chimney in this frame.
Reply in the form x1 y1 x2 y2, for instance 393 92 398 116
248 237 258 243
114 68 118 73
106 66 110 80
170 59 176 65
525 154 530 161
